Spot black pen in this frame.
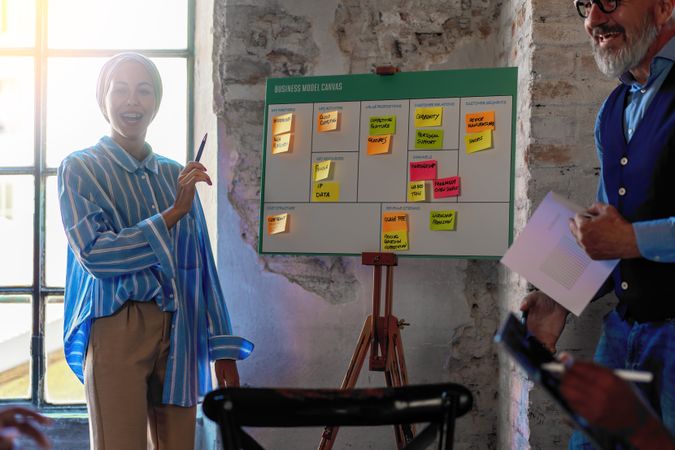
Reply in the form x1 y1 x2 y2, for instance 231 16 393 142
195 132 208 162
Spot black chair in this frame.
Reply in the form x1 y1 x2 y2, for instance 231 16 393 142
202 383 473 450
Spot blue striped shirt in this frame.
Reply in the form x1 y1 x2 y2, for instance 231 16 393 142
57 136 253 407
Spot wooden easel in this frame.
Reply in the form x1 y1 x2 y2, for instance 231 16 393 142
318 252 413 449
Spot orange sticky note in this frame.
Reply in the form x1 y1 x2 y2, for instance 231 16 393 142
272 113 294 135
465 111 495 133
267 213 288 235
318 111 340 132
367 135 391 155
272 133 292 154
382 212 408 232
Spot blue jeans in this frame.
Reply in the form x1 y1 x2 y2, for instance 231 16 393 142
569 309 675 449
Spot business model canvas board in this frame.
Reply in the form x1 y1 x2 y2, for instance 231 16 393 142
259 67 517 258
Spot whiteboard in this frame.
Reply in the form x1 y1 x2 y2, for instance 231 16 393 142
259 68 517 258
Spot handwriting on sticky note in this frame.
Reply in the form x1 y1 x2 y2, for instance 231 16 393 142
430 210 456 231
318 110 340 132
369 115 396 135
415 129 443 149
433 176 461 198
367 135 391 155
267 213 289 235
409 160 437 182
312 181 340 202
465 129 493 153
382 231 409 251
272 133 292 154
313 160 333 181
407 181 426 202
382 212 408 232
465 111 495 133
414 107 443 127
272 113 294 135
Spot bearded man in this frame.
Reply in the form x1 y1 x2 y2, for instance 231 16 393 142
520 0 675 448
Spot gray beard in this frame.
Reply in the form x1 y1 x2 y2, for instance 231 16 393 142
591 17 659 78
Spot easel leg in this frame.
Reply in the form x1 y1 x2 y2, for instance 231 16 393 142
318 317 373 450
384 318 415 448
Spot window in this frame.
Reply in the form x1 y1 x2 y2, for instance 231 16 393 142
0 0 194 408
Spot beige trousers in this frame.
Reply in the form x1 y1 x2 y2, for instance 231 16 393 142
85 301 196 450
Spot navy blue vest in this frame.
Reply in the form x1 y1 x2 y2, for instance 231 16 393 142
599 67 675 322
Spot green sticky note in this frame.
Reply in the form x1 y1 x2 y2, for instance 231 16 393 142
415 129 444 149
369 115 396 135
430 210 456 231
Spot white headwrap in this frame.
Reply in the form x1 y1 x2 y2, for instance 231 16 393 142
96 52 163 122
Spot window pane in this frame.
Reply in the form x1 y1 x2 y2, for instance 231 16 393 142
0 297 31 400
0 0 35 48
46 57 187 168
48 0 187 49
147 58 188 164
46 176 66 287
0 175 34 285
0 57 34 167
45 297 85 403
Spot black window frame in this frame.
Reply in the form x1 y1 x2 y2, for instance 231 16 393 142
0 0 196 410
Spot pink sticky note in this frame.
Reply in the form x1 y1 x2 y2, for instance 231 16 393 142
409 160 437 182
433 176 460 198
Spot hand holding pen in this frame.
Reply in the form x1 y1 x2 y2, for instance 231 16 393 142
162 132 211 230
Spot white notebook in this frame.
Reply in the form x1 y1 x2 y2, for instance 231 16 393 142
501 191 619 316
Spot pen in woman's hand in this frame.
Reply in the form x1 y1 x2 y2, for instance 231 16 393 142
195 132 208 162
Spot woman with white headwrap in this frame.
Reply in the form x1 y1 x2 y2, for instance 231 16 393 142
57 53 253 450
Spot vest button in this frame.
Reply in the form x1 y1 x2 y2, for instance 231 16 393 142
621 281 628 290
618 187 626 196
620 157 628 166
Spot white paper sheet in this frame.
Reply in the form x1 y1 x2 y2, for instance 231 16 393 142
500 191 619 316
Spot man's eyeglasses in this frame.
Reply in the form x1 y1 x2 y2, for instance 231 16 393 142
574 0 618 18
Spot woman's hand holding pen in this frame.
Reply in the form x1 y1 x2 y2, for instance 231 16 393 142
162 161 212 230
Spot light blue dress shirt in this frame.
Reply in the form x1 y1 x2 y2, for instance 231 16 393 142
58 136 253 407
594 37 675 263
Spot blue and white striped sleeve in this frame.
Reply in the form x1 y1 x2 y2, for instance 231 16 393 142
193 197 253 361
58 157 175 279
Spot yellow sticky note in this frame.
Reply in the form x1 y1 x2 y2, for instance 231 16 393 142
312 181 340 202
267 213 289 235
414 107 443 127
367 135 392 155
465 111 495 133
430 210 457 231
465 129 493 153
272 113 294 135
407 181 426 202
382 212 408 232
313 160 333 181
318 111 340 132
382 231 409 251
272 133 292 154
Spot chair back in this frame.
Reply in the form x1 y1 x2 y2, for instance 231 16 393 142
203 383 473 450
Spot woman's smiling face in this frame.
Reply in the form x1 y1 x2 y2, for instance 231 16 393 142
104 60 158 145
